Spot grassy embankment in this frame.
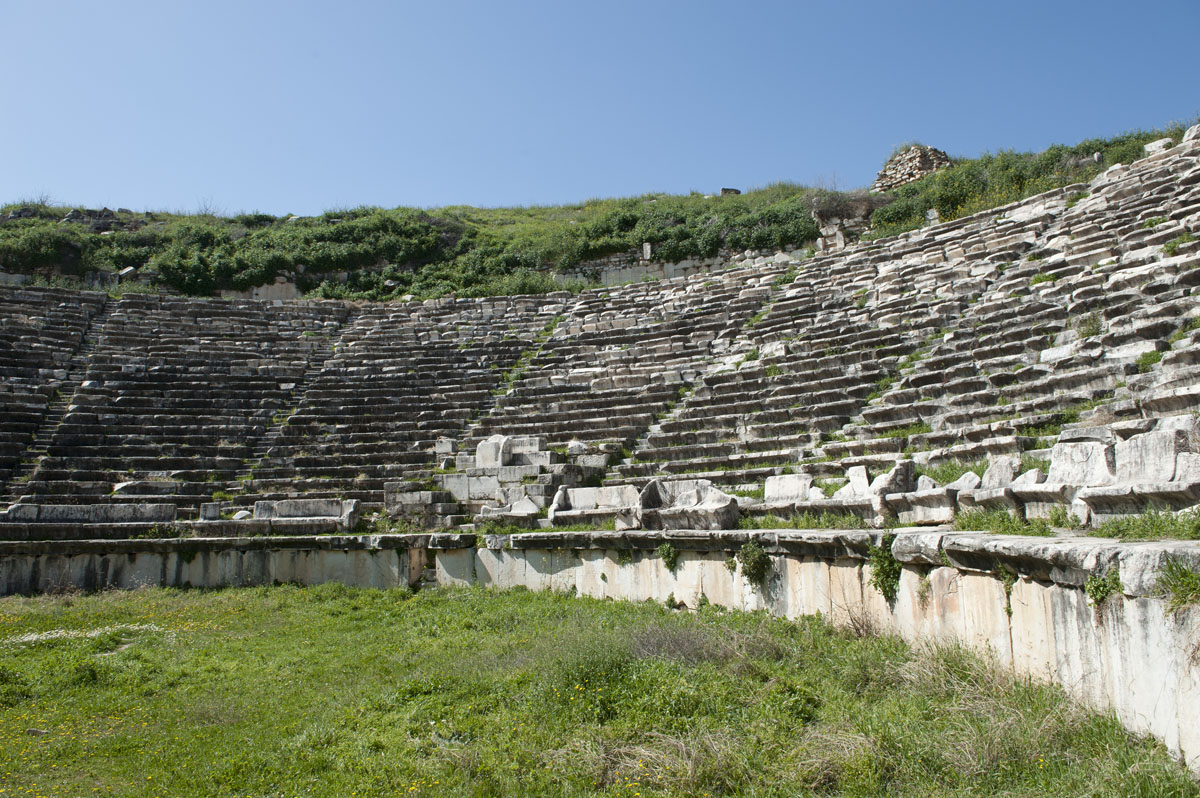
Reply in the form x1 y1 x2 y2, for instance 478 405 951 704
1 585 1196 797
0 124 1186 301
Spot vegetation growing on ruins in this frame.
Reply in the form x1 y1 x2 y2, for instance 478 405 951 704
1164 233 1197 257
952 507 1200 541
1085 568 1124 608
913 459 988 485
1092 509 1200 541
1157 555 1200 612
1 586 1195 797
954 509 1055 537
0 123 1186 301
742 511 865 530
655 542 680 572
867 534 902 602
864 123 1190 240
735 540 771 585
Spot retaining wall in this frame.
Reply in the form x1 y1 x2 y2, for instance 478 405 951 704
0 534 467 595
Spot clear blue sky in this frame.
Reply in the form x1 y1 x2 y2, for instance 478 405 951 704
2 0 1197 216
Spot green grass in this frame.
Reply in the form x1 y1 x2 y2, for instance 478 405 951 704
954 509 1054 536
1092 509 1200 541
741 511 866 530
880 421 933 439
914 459 988 485
1029 273 1056 286
955 507 1200 541
865 375 895 401
1157 555 1200 612
1163 232 1197 257
1168 317 1200 343
728 485 765 501
0 586 1196 797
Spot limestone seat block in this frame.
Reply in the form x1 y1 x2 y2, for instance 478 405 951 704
640 478 739 530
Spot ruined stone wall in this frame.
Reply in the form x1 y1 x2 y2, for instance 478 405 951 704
871 145 952 192
558 246 798 286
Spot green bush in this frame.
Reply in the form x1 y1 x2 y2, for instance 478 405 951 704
1074 313 1102 338
867 534 902 602
1 121 1186 300
736 540 771 585
1085 569 1122 608
656 542 681 572
0 219 91 272
1136 350 1163 373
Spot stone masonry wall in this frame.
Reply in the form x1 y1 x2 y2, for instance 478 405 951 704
871 145 952 192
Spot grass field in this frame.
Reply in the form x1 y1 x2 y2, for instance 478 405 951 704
0 585 1196 797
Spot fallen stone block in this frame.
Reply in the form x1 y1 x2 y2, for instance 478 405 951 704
640 478 739 530
764 473 814 502
476 495 541 529
476 434 513 469
1048 432 1116 486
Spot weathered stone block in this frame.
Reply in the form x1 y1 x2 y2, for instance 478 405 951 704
764 474 813 502
1048 439 1116 486
476 434 512 469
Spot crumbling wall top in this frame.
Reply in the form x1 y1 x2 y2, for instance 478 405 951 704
871 145 952 193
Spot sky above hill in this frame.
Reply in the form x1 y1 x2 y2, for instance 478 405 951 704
3 0 1197 216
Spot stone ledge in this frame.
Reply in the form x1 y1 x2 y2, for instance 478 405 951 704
0 533 476 557
490 527 1200 598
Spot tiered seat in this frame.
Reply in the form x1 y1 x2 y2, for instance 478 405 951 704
0 287 107 487
606 251 950 492
233 295 564 509
461 262 788 462
7 295 351 520
5 126 1200 536
834 135 1200 483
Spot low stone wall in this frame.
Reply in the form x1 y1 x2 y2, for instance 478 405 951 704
559 247 799 286
0 534 468 595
